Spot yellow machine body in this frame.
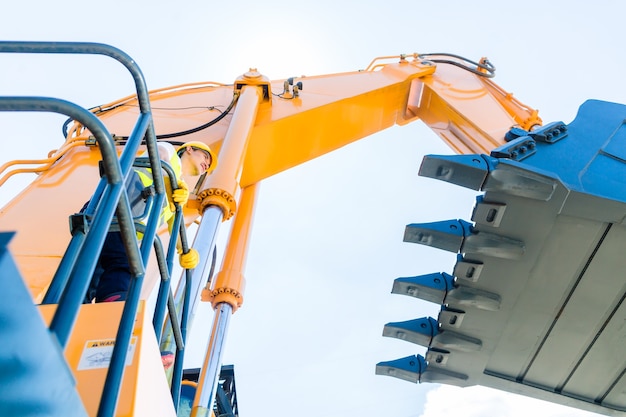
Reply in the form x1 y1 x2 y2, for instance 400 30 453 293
0 48 544 417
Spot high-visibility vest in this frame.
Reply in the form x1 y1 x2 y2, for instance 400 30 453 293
133 144 183 228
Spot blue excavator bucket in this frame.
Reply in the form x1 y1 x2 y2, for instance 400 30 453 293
378 99 626 416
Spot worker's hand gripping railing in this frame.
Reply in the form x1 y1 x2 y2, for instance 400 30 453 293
0 41 167 417
133 158 205 409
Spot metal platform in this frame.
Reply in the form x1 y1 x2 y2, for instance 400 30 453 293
0 232 88 417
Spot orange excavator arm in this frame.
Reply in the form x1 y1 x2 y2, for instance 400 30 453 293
90 53 539 191
0 43 542 417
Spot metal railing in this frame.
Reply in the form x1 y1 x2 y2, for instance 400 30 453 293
0 41 205 417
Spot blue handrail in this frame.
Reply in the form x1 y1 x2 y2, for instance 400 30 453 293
0 41 196 417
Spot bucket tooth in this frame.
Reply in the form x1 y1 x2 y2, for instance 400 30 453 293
375 355 427 383
391 272 455 304
433 329 482 352
382 317 438 347
453 255 484 283
419 154 497 190
463 230 525 259
446 286 501 311
425 347 451 366
471 197 507 227
483 163 557 201
438 307 466 329
419 364 469 386
404 219 473 253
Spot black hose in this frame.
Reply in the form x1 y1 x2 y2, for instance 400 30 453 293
62 91 239 141
154 92 238 140
418 52 496 78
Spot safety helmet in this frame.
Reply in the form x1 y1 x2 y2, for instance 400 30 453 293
177 141 217 174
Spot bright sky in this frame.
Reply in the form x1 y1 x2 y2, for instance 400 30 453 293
2 1 626 417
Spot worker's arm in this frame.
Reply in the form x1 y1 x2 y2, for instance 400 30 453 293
159 142 197 268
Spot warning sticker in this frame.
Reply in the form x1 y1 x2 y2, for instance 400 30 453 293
78 337 137 370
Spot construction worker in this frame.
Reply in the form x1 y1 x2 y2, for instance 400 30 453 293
90 140 217 303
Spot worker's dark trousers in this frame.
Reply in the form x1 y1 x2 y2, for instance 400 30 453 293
94 231 130 302
83 171 148 303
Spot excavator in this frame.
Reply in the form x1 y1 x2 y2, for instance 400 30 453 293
1 40 624 417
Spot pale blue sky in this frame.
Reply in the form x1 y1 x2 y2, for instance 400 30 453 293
2 1 625 416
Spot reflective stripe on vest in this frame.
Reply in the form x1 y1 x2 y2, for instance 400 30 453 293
133 152 182 227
